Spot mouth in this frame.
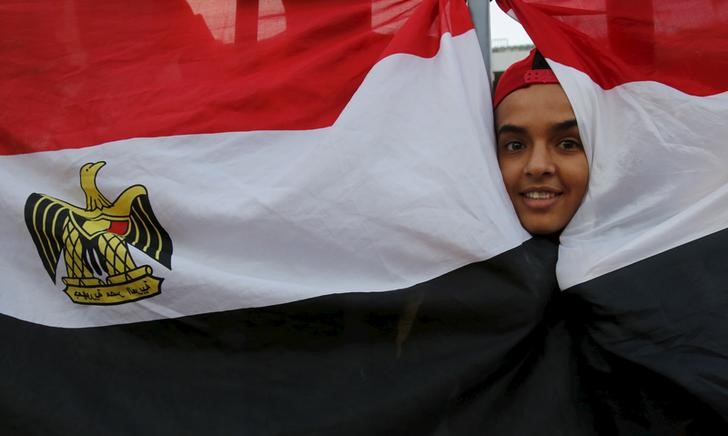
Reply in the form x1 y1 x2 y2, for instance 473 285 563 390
522 191 560 199
519 189 563 209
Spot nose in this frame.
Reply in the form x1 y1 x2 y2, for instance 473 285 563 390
524 144 555 177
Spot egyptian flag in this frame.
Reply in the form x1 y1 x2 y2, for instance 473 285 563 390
0 1 595 434
498 0 728 433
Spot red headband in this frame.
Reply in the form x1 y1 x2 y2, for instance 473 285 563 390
493 49 559 108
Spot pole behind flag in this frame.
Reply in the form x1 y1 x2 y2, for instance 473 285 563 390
468 0 493 82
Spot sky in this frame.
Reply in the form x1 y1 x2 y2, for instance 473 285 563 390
488 2 532 47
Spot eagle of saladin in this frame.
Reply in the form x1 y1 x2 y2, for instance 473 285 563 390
24 162 173 305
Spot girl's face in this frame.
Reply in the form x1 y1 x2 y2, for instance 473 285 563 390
495 84 588 236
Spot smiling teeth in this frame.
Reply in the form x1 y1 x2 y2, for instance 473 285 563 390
524 191 557 199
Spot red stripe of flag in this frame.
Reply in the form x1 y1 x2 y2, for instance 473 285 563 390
0 0 472 155
497 0 728 96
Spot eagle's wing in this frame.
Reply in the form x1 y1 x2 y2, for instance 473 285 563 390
125 193 173 269
24 193 70 282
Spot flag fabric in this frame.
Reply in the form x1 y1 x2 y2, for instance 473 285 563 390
0 0 526 328
498 0 728 433
0 1 595 434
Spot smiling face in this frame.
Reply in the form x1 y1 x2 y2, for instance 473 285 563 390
495 84 589 236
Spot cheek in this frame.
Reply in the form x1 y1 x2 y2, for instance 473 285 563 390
563 156 589 197
497 159 522 192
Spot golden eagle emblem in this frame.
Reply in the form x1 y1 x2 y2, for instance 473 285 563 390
25 162 172 305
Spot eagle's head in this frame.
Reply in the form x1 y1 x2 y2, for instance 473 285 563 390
80 161 110 210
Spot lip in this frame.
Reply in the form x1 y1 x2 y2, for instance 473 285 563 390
518 187 563 210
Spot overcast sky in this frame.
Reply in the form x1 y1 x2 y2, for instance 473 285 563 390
488 2 532 47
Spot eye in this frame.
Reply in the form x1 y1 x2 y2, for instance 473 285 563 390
501 141 526 153
556 139 583 151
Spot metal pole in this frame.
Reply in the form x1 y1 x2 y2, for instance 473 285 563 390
468 0 492 85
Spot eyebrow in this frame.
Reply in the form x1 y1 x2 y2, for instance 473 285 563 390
496 124 527 136
552 119 578 132
496 119 579 137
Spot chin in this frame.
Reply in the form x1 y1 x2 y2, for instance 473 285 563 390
528 229 562 239
521 220 566 237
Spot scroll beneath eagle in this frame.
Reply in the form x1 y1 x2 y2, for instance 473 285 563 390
24 162 173 305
